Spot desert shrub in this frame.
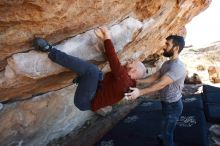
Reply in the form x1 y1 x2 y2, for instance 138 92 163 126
196 65 205 71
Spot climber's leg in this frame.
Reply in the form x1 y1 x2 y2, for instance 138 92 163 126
33 37 103 111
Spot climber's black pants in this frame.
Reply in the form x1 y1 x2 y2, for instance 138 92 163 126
48 48 103 111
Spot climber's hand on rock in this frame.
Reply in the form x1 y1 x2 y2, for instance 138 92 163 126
94 27 111 41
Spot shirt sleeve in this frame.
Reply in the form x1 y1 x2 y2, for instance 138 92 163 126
104 39 123 77
164 63 186 82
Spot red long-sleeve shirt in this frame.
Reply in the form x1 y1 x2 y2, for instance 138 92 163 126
91 39 136 111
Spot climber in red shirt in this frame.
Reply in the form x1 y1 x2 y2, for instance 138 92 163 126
33 27 147 112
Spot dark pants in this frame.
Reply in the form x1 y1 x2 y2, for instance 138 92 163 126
48 49 102 111
160 99 183 146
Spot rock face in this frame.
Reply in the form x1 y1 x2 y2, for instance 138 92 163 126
208 66 220 83
185 73 202 84
180 41 220 84
0 0 210 145
0 85 94 146
0 17 143 102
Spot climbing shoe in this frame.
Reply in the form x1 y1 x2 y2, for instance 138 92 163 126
33 37 53 52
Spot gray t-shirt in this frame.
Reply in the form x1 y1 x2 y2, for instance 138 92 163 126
159 58 186 103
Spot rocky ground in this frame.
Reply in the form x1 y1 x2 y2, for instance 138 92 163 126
181 42 220 86
181 42 220 146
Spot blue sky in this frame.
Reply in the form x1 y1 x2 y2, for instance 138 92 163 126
186 0 220 47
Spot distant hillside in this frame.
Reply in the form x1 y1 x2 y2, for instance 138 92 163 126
180 42 220 85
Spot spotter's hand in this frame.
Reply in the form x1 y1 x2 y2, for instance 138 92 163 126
124 87 141 100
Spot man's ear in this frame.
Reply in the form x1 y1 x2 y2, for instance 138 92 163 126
130 68 136 73
174 46 179 53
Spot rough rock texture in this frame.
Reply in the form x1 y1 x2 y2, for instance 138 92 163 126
180 41 220 85
0 0 210 102
0 0 211 145
185 73 202 84
0 17 143 102
0 85 94 146
208 66 220 83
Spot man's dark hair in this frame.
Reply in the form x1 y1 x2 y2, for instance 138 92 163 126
166 35 185 53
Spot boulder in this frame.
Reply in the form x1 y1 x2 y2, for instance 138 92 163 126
0 85 94 146
0 0 211 145
208 66 220 83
